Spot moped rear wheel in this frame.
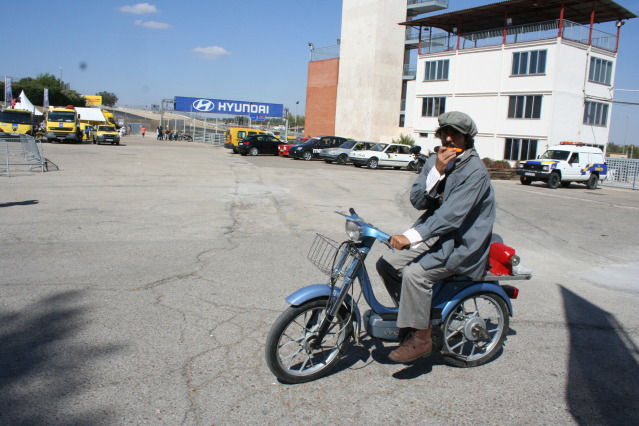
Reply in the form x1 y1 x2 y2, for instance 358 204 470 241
441 293 509 368
265 298 353 384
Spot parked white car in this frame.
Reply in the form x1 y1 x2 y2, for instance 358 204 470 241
348 143 414 169
319 140 377 164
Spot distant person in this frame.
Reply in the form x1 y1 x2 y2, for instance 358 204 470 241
127 125 132 135
141 126 146 138
157 126 163 140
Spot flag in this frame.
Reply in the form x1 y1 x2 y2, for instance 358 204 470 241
4 76 12 106
43 88 49 110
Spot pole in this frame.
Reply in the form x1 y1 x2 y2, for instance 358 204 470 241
203 116 207 143
624 115 629 146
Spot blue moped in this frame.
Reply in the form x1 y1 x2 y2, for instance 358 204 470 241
265 209 531 384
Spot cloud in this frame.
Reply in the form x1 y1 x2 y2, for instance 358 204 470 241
192 46 230 60
134 19 171 29
119 3 158 14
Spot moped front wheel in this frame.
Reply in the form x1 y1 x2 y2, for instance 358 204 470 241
441 293 509 368
265 298 353 384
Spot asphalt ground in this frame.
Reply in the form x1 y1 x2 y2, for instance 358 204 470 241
1 135 638 425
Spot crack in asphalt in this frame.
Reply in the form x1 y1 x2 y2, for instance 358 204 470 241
127 156 297 423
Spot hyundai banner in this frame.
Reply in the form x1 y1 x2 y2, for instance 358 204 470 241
174 96 284 117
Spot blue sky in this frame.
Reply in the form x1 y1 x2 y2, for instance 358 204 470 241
4 0 638 145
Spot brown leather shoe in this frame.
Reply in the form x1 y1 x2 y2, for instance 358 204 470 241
389 327 433 363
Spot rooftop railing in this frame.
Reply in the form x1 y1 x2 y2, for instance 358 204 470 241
419 19 618 55
407 0 448 7
403 64 417 79
310 45 340 62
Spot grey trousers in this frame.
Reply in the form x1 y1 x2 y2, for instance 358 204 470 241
376 242 451 330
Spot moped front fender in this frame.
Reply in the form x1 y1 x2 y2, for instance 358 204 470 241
437 282 513 321
285 284 361 330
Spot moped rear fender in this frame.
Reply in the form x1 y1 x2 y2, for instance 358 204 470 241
285 284 361 328
435 282 513 321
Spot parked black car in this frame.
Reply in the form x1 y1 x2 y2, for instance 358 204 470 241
237 134 285 156
289 136 348 161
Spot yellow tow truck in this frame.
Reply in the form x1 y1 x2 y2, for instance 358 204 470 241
45 105 81 143
0 108 33 134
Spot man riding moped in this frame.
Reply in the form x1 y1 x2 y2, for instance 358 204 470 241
376 111 496 363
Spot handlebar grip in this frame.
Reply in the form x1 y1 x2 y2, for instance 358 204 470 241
349 207 356 215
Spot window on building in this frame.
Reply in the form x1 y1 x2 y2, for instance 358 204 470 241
583 101 609 126
504 138 539 161
589 57 613 85
512 50 547 76
508 95 542 119
424 60 449 81
421 97 446 117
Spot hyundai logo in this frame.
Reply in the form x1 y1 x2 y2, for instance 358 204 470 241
192 99 216 112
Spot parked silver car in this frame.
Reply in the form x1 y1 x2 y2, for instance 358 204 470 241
319 140 377 165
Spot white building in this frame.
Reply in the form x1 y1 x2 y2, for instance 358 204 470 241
330 0 636 162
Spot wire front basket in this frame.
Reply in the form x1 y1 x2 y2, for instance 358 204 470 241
307 234 358 277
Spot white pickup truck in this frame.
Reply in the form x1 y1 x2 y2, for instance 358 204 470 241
516 142 607 189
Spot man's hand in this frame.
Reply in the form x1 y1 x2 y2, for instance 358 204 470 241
390 234 410 250
435 145 458 174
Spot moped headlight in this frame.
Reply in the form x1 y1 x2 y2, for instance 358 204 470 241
345 220 362 241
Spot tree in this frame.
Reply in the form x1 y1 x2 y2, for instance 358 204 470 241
391 133 415 146
96 91 118 107
2 73 87 107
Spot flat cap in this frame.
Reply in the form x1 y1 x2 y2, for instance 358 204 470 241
435 111 477 138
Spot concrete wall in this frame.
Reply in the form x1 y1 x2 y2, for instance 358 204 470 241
335 0 407 142
305 58 340 138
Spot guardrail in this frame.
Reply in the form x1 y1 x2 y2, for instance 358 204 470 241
0 133 45 177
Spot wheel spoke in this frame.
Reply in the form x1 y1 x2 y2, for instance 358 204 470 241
286 348 307 369
449 335 466 352
474 298 487 314
469 341 479 357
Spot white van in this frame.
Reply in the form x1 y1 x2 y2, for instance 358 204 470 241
516 142 607 189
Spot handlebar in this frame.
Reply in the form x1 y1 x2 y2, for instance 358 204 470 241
335 208 395 250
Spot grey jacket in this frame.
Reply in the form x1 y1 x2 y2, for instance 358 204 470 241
409 148 495 280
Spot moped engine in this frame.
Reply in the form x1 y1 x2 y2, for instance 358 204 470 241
363 310 400 341
364 310 445 351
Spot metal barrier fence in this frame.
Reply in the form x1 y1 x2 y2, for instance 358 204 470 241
601 158 639 190
193 131 224 145
0 134 45 177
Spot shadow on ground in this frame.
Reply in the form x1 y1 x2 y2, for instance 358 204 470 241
561 286 639 425
0 290 124 424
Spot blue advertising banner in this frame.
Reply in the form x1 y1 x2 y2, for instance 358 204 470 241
175 96 284 117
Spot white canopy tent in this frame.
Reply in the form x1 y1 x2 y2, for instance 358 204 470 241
75 107 106 122
13 90 42 116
